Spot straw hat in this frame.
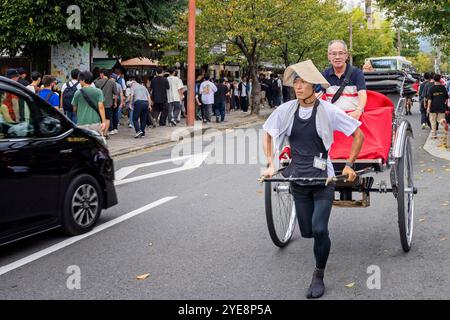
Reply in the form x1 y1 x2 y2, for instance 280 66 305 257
283 60 330 88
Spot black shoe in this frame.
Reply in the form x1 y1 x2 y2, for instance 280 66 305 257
216 116 220 123
306 268 325 299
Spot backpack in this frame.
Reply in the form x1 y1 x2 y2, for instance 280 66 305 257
62 81 79 111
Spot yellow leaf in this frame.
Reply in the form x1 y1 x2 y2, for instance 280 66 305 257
426 168 434 173
440 236 448 241
136 273 150 280
442 203 449 207
345 282 355 288
256 190 263 194
419 218 425 222
445 169 450 172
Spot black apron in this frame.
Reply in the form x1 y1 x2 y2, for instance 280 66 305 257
282 102 328 186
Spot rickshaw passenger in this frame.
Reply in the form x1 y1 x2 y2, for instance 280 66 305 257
262 60 364 299
322 40 367 120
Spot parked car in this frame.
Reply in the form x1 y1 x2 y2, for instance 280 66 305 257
0 76 118 246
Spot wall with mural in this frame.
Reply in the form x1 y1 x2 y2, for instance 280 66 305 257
51 43 90 87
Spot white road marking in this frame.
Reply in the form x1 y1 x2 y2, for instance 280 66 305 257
115 154 194 181
114 152 209 186
0 196 177 277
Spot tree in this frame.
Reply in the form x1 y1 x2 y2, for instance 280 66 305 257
0 0 186 58
349 9 396 67
264 0 348 70
410 52 435 73
377 0 449 51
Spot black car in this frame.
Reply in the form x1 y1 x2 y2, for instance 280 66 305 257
0 76 118 245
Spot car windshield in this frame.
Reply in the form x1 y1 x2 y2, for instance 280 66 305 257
370 59 398 70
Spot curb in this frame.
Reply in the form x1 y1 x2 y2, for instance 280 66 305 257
110 116 266 157
423 131 450 161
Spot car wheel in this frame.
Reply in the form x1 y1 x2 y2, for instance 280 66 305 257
62 174 103 235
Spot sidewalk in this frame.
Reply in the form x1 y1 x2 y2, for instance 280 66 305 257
107 108 273 157
423 129 450 161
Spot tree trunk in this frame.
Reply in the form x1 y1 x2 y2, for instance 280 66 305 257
249 64 261 115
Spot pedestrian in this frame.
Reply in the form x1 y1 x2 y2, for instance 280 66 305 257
61 69 81 123
125 80 134 128
167 67 185 126
26 71 42 94
94 69 118 138
239 76 250 112
262 60 364 299
322 40 367 120
199 75 218 123
150 67 170 126
269 73 282 108
232 80 240 111
71 71 106 134
17 68 30 87
109 73 124 135
130 77 152 138
39 75 60 110
419 72 432 129
427 74 449 139
213 78 229 122
5 69 20 82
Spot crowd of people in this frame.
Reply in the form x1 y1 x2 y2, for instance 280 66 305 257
2 65 294 140
418 72 450 140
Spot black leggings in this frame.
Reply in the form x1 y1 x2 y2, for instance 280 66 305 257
291 183 334 269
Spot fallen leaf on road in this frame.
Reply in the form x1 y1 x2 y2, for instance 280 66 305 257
419 218 425 222
426 168 434 173
256 190 263 194
442 203 449 207
148 242 153 246
420 164 425 167
445 169 450 172
431 159 436 162
345 282 355 288
440 237 448 241
136 273 150 280
419 161 425 164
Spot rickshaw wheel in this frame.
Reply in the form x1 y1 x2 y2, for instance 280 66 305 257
265 174 296 248
396 132 414 252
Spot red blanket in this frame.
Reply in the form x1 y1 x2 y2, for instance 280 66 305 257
329 90 394 162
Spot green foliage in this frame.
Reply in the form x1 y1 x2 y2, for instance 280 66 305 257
0 0 186 58
377 0 449 50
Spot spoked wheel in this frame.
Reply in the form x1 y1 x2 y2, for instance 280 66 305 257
396 132 414 252
264 173 296 247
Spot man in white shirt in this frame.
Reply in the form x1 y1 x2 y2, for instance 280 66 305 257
167 68 185 126
199 75 217 123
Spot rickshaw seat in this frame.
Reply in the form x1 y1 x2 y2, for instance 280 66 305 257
329 90 394 165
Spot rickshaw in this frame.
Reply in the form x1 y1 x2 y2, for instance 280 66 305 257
262 70 417 253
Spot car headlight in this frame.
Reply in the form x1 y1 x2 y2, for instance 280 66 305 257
79 128 108 148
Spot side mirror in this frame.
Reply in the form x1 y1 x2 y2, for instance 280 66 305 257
39 116 61 137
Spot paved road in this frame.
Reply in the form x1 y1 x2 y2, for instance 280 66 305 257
0 106 449 300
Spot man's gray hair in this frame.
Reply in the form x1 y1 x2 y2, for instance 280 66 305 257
328 40 348 52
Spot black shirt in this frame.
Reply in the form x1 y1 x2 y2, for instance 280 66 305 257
427 84 449 113
214 84 229 103
150 76 170 103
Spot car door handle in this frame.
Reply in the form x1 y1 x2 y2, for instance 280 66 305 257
60 149 73 154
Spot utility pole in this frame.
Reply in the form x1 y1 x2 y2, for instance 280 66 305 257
397 29 402 56
187 0 196 127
